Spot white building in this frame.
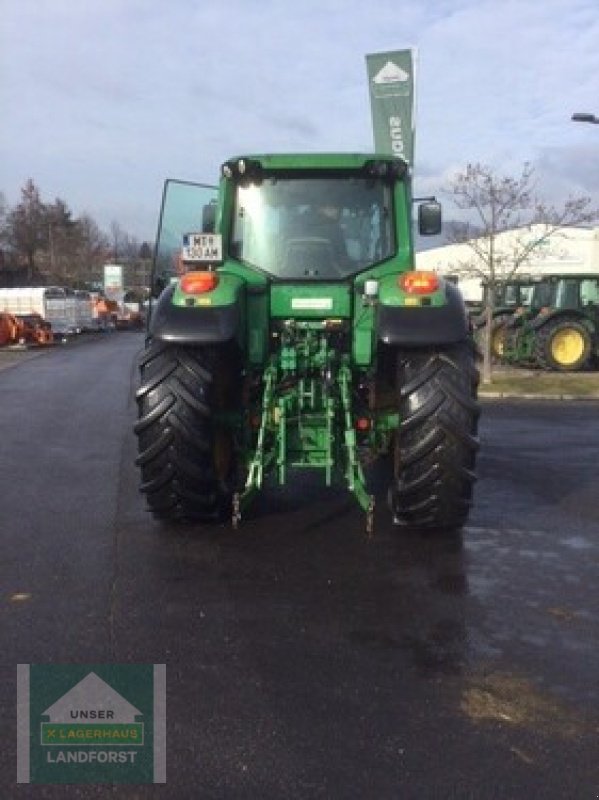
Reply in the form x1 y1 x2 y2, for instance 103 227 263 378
416 225 599 303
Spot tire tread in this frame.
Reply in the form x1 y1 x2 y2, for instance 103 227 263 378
389 341 480 531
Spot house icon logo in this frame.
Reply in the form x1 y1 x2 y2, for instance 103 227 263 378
372 61 410 85
42 672 142 725
40 672 144 747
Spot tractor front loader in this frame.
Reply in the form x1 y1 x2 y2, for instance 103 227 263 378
135 154 480 534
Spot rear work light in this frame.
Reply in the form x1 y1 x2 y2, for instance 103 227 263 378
180 271 219 294
399 270 440 295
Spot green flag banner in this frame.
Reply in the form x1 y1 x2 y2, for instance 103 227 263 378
365 49 416 164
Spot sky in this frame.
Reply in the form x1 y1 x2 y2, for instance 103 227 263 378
1 0 599 243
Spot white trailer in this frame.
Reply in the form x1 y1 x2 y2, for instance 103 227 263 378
0 287 74 335
74 290 94 331
62 288 79 333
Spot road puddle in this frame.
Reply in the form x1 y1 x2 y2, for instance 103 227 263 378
461 671 595 738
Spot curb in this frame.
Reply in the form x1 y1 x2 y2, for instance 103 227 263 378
479 392 599 401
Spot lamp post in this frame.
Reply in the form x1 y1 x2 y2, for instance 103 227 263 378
572 112 599 124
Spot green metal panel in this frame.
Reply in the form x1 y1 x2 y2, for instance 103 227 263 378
270 284 352 318
393 181 415 268
220 260 268 289
352 291 375 365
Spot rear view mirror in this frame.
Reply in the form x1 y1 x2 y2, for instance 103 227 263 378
418 201 442 236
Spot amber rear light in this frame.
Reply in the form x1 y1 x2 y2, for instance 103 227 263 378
399 270 440 295
180 271 219 294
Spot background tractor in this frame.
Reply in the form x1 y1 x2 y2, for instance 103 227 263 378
135 154 480 533
489 276 554 363
501 274 599 371
471 277 538 360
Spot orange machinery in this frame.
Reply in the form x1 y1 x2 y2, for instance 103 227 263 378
15 314 54 345
0 312 19 346
1 312 55 346
93 296 143 330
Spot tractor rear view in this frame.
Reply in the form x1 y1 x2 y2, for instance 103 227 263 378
135 154 479 533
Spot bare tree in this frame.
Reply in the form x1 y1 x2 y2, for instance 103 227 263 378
445 163 597 383
123 234 140 262
74 214 110 287
45 197 78 281
109 220 129 262
0 182 142 289
0 191 6 231
138 241 153 261
0 192 6 270
5 179 47 280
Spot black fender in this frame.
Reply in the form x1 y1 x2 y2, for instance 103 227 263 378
504 311 528 329
148 285 240 344
377 282 470 346
530 308 597 333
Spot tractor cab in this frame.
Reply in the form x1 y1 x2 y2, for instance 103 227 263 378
151 154 440 295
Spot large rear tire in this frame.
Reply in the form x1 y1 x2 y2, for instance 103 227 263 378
534 316 592 371
134 340 239 522
389 341 480 532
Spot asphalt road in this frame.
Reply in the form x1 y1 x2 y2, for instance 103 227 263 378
2 334 598 799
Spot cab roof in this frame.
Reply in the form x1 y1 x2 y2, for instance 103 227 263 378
223 152 408 171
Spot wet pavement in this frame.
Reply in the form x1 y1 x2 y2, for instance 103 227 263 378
1 333 598 799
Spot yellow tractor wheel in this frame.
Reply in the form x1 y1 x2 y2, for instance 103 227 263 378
535 317 592 372
491 324 507 358
550 327 586 367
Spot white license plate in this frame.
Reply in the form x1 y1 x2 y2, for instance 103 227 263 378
182 233 223 263
291 298 333 310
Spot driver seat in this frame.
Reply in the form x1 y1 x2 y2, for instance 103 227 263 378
282 238 336 277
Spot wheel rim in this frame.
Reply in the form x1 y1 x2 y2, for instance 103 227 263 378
550 328 585 366
491 328 505 356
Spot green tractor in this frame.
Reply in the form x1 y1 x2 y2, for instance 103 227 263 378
502 274 599 371
135 154 480 533
491 276 554 362
471 277 537 360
